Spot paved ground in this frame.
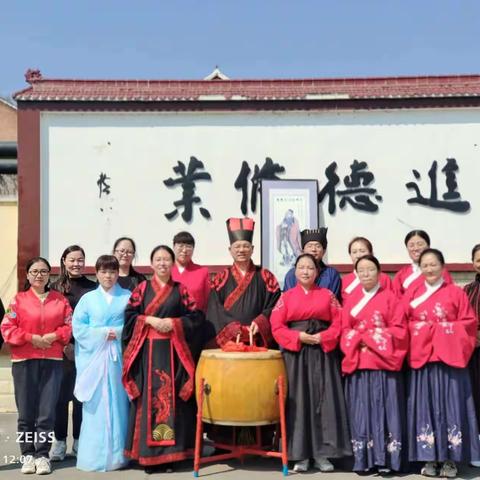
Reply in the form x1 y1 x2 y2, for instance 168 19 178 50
0 414 478 479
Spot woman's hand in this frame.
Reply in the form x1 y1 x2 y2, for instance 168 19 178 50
31 334 51 349
106 330 117 341
146 316 173 333
42 332 57 345
299 332 321 345
63 343 75 360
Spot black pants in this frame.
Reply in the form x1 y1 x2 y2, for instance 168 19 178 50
12 360 63 458
54 359 82 440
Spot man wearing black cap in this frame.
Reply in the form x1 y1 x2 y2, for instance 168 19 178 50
283 228 341 299
205 217 281 348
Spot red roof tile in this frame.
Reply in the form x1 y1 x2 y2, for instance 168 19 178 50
13 70 480 102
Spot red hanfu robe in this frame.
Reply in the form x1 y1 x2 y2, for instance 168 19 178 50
206 261 281 347
340 286 408 374
341 271 392 304
401 281 477 369
271 284 342 352
172 262 210 312
122 277 204 466
392 264 452 298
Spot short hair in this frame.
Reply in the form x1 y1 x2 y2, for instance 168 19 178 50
355 254 381 272
404 230 430 247
173 231 195 246
471 243 480 261
294 253 318 269
150 245 175 263
348 236 373 254
95 255 119 272
419 248 445 266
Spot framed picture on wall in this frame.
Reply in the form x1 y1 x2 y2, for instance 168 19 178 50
260 179 319 288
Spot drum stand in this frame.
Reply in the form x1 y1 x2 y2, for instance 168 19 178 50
193 375 289 477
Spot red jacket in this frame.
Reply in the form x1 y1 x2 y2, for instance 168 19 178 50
1 289 72 360
341 287 408 374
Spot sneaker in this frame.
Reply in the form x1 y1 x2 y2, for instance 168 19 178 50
377 467 392 476
49 439 66 461
313 456 334 472
20 455 36 474
439 461 457 478
293 459 310 472
34 457 52 475
421 462 439 477
471 460 480 467
71 439 79 457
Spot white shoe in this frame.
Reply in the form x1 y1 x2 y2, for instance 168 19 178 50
293 458 310 472
20 455 36 474
34 457 52 475
71 439 79 457
313 456 334 472
471 460 480 467
49 439 66 461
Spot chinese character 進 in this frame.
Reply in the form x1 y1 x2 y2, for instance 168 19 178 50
163 156 212 222
97 172 111 198
234 157 285 215
405 158 470 213
318 160 383 214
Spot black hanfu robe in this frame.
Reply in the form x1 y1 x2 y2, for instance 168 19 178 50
206 261 281 347
122 277 204 466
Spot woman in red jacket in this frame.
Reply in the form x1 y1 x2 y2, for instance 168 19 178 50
404 248 480 478
1 257 72 475
341 254 408 474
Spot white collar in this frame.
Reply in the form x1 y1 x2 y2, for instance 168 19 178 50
100 286 115 304
351 283 380 317
410 278 444 309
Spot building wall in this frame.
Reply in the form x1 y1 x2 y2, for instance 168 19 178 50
0 101 17 141
0 203 18 304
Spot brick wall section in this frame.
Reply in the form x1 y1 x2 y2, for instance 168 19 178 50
0 101 17 141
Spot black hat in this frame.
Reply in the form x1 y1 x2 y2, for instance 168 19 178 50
300 227 328 249
226 217 255 245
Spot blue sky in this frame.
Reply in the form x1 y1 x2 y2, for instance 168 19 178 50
2 0 480 98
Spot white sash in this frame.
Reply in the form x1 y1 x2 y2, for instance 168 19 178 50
402 263 422 289
351 284 380 318
409 279 444 309
345 273 360 294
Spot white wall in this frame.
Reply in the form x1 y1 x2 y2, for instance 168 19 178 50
40 108 480 267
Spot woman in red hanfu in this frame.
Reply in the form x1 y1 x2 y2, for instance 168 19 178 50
392 230 452 298
341 254 407 474
271 253 351 474
403 248 480 478
122 245 204 473
341 237 392 304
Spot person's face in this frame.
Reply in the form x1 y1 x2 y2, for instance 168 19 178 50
356 259 379 292
349 241 371 265
63 250 85 278
473 250 480 275
295 257 317 288
114 240 135 268
173 243 194 266
151 249 174 279
96 268 119 290
27 261 50 290
420 253 444 285
406 235 429 263
229 241 254 263
303 241 325 261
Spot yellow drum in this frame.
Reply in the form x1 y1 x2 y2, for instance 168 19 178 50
195 349 287 426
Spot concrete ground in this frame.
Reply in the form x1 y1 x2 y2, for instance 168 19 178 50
0 414 478 479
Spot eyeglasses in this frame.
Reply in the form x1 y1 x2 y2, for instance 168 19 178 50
115 249 135 256
175 244 194 251
29 269 50 276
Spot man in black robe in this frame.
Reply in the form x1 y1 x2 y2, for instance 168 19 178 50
205 217 281 348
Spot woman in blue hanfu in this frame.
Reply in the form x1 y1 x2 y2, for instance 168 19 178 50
73 255 131 472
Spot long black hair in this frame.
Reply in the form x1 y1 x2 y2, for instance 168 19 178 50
55 245 86 294
23 256 51 291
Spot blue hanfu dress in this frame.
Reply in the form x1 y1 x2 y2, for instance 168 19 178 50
73 283 131 471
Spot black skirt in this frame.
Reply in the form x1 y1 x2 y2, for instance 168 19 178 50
282 320 352 461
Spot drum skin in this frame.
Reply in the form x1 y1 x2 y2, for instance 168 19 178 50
195 349 287 426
